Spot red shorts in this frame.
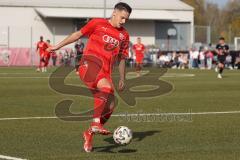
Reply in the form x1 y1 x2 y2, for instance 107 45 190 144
39 52 45 58
136 55 144 64
44 53 50 60
78 55 112 90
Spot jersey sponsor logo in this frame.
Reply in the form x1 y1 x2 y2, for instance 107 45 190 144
101 27 107 31
102 35 119 51
136 46 143 50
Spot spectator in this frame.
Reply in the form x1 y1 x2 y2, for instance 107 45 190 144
69 49 75 66
158 53 170 68
235 53 240 69
205 47 214 70
178 53 188 69
225 54 233 70
171 51 180 69
63 49 70 66
74 39 85 74
188 48 194 69
192 48 199 68
51 51 57 66
199 48 205 69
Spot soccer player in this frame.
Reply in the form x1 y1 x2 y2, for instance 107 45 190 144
42 40 52 72
47 2 132 152
132 37 145 76
36 36 48 72
215 37 229 78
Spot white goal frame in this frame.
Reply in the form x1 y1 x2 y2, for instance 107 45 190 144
234 37 240 51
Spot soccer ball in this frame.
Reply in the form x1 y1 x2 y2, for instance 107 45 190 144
113 126 132 145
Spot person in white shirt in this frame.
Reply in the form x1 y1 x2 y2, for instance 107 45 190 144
192 48 199 68
188 48 194 69
199 49 205 69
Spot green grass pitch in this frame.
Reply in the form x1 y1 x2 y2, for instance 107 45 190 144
0 67 240 160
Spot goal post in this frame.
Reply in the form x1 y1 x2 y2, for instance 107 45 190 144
234 37 240 51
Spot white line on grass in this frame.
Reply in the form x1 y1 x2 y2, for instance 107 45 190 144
1 110 240 121
0 155 27 160
0 73 195 79
162 73 195 77
0 77 49 79
0 73 44 75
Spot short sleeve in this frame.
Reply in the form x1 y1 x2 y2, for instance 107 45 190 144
80 19 98 37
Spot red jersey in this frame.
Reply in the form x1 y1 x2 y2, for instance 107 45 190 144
44 43 51 57
133 43 145 57
80 18 129 75
37 41 48 55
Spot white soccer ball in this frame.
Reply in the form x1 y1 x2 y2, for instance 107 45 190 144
113 126 133 145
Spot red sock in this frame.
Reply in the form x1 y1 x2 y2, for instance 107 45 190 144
93 87 114 124
100 109 114 124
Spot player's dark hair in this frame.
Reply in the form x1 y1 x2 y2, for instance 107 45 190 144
219 37 225 41
114 2 132 14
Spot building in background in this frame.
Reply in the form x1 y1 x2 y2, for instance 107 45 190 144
0 0 193 51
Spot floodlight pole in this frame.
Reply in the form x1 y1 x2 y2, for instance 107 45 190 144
7 26 10 49
207 26 211 45
30 26 33 66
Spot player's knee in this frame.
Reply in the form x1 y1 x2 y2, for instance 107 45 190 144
99 87 114 95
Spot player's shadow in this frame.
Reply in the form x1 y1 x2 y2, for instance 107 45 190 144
94 130 160 153
133 130 161 142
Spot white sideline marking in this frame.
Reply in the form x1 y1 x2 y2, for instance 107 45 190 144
0 73 45 75
163 73 195 77
1 110 240 121
0 77 49 79
0 155 27 160
0 73 195 79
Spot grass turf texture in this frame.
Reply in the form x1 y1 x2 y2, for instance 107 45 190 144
0 67 240 160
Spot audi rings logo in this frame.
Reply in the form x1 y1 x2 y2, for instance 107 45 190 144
103 35 119 51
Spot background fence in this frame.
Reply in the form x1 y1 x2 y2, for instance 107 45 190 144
0 25 237 66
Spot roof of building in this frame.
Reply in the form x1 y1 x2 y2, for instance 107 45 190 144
35 7 181 20
0 0 193 11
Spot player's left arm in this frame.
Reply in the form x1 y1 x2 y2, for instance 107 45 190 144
118 34 129 91
118 59 126 91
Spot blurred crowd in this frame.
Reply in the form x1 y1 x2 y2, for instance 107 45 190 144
154 48 240 70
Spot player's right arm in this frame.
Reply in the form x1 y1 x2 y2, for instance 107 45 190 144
47 31 83 52
47 19 97 52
